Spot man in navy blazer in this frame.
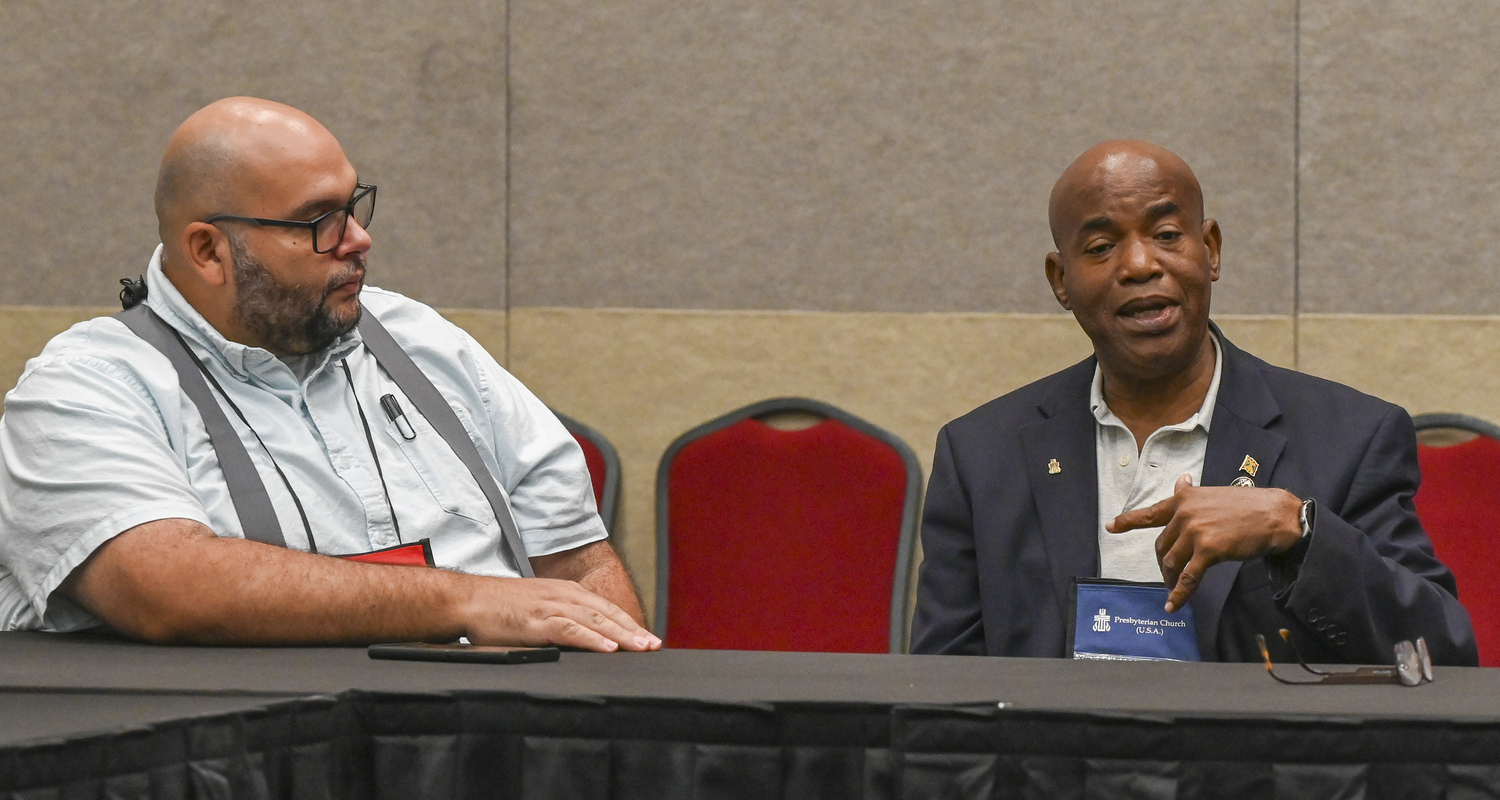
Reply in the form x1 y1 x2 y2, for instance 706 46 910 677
911 141 1477 666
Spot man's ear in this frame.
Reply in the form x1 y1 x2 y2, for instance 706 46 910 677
1044 252 1072 310
181 222 232 288
1201 218 1222 282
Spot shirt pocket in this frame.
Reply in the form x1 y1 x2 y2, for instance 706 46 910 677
387 407 498 526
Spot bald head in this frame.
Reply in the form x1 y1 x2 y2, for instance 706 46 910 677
154 98 345 250
1048 140 1205 249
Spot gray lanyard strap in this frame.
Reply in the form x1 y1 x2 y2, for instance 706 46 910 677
355 314 535 577
116 304 533 576
114 304 288 548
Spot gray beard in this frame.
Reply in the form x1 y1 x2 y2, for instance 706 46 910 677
228 234 364 356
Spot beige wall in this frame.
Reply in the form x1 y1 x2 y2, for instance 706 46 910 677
5 1 1500 622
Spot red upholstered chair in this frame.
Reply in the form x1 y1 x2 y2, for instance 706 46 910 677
655 398 921 653
554 413 621 534
1413 413 1500 667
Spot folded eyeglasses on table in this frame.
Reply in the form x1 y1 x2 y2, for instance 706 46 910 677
1257 629 1434 686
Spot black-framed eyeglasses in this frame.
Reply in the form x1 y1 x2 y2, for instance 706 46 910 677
1257 629 1433 686
205 183 376 254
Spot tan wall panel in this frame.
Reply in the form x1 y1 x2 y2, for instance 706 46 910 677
439 310 511 368
1299 315 1500 422
505 307 1294 617
510 0 1297 314
0 307 115 399
0 307 510 406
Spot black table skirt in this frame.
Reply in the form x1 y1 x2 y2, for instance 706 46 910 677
8 690 1500 799
5 633 1500 798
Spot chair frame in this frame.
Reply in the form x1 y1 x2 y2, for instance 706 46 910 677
1412 413 1500 441
654 397 923 653
554 412 623 535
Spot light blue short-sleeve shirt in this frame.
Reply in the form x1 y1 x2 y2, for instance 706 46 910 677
0 246 605 631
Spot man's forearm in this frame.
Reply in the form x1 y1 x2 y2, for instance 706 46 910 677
65 518 471 644
61 518 655 650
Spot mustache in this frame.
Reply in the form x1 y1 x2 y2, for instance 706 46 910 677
321 255 367 298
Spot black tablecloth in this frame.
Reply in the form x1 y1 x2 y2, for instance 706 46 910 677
4 633 1500 798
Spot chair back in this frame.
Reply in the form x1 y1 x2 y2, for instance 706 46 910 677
655 398 921 653
555 413 622 534
1413 413 1500 667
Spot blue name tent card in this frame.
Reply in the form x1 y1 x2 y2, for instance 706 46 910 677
1072 579 1201 662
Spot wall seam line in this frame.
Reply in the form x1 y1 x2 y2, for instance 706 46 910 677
503 0 513 368
1292 0 1302 371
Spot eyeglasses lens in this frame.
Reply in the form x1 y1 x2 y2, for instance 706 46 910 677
353 187 375 229
314 211 347 254
312 188 376 254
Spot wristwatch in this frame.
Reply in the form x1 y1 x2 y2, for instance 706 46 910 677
1299 497 1317 539
1269 497 1317 593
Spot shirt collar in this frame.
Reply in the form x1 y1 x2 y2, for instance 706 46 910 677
1089 332 1224 433
142 244 363 381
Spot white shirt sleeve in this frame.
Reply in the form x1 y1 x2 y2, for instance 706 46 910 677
361 292 607 559
0 324 213 629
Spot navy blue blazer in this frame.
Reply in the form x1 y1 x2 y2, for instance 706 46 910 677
911 329 1478 666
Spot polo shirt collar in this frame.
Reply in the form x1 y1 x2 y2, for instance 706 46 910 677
1088 332 1224 434
142 244 363 382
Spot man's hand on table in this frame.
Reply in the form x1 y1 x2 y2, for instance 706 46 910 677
462 576 660 653
1107 475 1304 612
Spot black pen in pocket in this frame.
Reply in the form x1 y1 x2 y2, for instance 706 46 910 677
381 394 417 439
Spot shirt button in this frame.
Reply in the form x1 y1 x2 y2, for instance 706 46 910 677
1119 455 1131 467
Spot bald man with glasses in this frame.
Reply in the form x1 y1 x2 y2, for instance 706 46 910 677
0 97 658 653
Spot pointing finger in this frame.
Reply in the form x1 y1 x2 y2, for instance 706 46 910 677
1164 554 1207 613
1109 493 1178 533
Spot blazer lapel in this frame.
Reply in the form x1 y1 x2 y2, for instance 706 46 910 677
1020 360 1101 614
1190 327 1287 657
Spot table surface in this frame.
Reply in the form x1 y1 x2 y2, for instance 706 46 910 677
0 690 302 747
4 631 1500 741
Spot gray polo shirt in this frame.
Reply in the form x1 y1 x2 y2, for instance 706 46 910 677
1091 336 1223 582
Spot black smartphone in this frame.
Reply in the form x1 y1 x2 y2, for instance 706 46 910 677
368 642 562 664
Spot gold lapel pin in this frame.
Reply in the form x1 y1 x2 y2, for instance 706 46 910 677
1047 458 1061 475
1239 455 1260 477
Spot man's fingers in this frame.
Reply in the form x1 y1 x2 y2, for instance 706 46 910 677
468 578 663 652
1156 517 1194 585
571 588 652 637
524 603 655 653
543 616 621 652
1109 494 1178 533
553 589 660 651
1154 518 1181 570
1164 556 1207 613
